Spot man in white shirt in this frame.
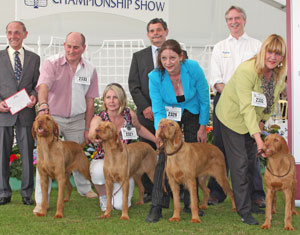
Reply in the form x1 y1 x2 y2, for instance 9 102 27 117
208 6 266 211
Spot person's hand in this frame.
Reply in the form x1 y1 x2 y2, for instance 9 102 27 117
0 101 10 113
253 133 266 158
26 95 37 108
259 121 265 131
143 106 154 121
197 125 207 143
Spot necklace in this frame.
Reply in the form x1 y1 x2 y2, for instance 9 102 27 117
171 75 181 87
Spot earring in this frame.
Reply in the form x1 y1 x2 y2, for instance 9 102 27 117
277 63 283 68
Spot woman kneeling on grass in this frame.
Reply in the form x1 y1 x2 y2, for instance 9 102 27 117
88 83 157 211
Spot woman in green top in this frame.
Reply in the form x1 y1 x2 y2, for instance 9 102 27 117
216 34 287 225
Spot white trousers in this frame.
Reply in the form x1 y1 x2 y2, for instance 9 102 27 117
90 159 135 210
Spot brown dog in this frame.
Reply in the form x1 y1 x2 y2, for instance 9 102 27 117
157 119 236 223
32 114 92 218
90 121 157 220
261 134 298 230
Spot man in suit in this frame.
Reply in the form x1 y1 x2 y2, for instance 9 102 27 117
129 18 203 223
0 21 40 205
128 18 168 206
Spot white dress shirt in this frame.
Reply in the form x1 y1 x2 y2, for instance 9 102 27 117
210 33 261 93
151 45 159 68
7 46 25 70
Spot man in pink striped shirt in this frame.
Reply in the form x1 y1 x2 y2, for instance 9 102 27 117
33 32 99 213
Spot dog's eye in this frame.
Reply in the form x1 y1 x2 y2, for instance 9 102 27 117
274 138 279 142
46 117 50 121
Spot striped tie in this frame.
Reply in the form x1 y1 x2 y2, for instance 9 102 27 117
14 51 22 82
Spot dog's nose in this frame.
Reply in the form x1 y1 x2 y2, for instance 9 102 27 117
95 128 100 133
38 119 42 124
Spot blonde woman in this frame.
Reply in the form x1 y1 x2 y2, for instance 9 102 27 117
88 83 157 211
216 34 287 225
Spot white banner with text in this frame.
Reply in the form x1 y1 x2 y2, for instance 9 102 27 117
17 0 169 23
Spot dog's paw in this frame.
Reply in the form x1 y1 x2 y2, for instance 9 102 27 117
261 223 271 229
199 205 208 210
64 198 70 202
169 217 180 222
190 218 202 223
232 208 237 213
284 224 294 231
54 213 63 219
135 201 144 206
120 215 130 220
34 212 46 217
99 213 110 219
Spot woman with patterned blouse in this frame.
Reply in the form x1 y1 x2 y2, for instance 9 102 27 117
88 83 157 211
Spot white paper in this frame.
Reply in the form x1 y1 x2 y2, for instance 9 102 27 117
5 88 31 115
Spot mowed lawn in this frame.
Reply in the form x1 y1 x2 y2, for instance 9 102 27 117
0 184 299 235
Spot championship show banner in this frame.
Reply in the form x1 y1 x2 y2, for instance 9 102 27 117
16 0 169 22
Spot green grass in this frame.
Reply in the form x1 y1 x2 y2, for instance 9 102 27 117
0 187 299 235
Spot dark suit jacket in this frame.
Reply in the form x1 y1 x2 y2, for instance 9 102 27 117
0 47 40 126
128 46 154 128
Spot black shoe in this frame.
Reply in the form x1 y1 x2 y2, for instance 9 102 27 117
241 213 259 225
183 206 204 217
251 204 265 214
208 197 220 206
22 197 34 205
0 197 11 205
146 206 162 223
143 193 152 203
253 198 266 208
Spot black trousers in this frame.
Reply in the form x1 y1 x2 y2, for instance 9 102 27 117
220 122 256 216
151 110 200 208
207 93 265 202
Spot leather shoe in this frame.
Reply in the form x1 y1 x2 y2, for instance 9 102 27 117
183 206 204 216
253 198 266 208
143 193 152 203
251 204 265 214
0 197 11 205
146 206 162 223
22 197 34 205
241 213 259 225
208 197 219 206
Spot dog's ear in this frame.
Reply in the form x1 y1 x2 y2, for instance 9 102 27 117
115 132 123 151
32 122 36 139
173 122 183 146
53 122 59 140
279 135 289 154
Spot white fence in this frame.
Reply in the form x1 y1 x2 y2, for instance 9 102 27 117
0 36 213 97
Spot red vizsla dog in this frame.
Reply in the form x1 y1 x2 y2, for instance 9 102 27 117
261 134 298 230
157 119 236 223
32 114 92 218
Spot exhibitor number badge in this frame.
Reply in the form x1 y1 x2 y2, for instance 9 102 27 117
165 106 182 122
121 127 138 140
251 91 267 108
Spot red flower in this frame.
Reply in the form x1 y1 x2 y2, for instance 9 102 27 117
206 126 213 133
9 154 20 166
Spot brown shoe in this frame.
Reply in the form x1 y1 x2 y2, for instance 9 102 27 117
253 198 266 208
